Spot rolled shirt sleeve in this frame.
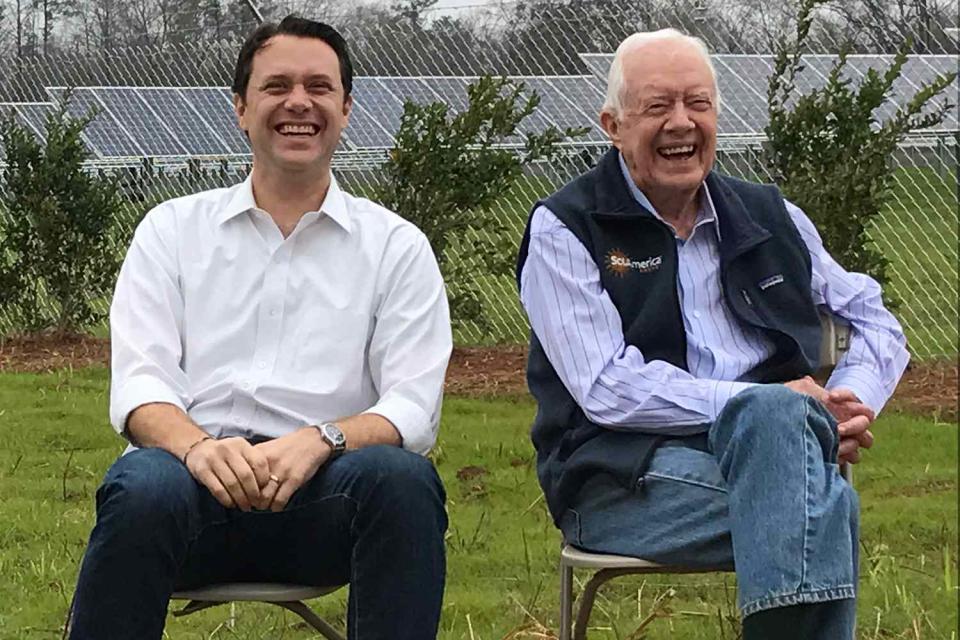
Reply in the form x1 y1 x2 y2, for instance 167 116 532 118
109 206 193 435
365 228 452 454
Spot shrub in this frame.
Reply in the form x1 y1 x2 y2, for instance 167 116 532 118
378 75 588 335
0 93 126 335
765 0 956 299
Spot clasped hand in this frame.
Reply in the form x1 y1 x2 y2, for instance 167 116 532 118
183 427 330 511
784 376 874 464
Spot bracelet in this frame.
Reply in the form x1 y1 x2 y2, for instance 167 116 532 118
182 435 212 466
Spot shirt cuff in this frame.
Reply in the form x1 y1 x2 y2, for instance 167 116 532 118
110 374 187 436
711 381 759 420
825 365 889 415
364 395 435 455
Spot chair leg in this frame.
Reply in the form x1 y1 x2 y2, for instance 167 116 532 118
271 601 345 640
574 569 642 640
172 600 224 617
559 562 574 640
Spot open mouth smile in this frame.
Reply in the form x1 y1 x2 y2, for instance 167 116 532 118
657 144 697 160
275 123 320 136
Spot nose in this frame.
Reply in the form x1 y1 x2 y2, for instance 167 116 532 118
284 84 311 112
664 100 695 132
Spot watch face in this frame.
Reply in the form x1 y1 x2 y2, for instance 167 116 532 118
323 423 346 449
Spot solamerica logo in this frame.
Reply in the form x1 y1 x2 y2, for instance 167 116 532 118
605 249 662 276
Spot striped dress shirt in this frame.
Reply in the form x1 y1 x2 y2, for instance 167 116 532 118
519 156 909 434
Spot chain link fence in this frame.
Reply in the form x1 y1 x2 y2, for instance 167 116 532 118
0 1 956 359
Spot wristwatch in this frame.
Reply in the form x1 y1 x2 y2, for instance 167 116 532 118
316 422 347 459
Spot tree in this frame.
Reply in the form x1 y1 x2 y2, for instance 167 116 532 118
377 76 588 334
765 0 957 300
0 93 127 335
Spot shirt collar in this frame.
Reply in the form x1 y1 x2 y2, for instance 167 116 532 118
617 151 721 241
216 173 353 234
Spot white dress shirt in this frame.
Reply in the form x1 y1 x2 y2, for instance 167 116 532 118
110 174 452 454
519 156 908 434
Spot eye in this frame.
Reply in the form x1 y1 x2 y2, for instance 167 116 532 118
689 98 712 110
262 81 287 94
307 82 333 94
646 103 668 114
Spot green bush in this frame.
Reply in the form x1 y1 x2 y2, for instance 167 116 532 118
765 0 956 300
378 75 587 331
0 93 126 335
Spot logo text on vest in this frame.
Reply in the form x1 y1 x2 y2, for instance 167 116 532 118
605 249 662 277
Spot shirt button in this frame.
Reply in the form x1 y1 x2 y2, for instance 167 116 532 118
241 380 250 389
693 311 702 319
269 308 279 317
257 361 267 369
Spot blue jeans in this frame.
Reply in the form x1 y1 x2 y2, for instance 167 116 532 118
68 444 447 639
561 386 859 638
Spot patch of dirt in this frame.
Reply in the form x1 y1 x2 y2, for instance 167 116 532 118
885 358 958 422
455 465 488 481
445 345 528 396
1 334 955 421
0 333 110 373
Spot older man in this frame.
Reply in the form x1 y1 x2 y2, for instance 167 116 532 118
68 16 451 640
517 30 908 638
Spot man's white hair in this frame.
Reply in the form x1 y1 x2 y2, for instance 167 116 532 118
602 29 721 116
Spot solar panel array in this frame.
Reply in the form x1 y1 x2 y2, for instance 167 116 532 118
0 54 954 160
581 53 959 134
23 76 607 159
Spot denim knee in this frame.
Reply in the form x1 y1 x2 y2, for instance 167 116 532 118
709 385 834 453
341 446 447 527
95 448 198 535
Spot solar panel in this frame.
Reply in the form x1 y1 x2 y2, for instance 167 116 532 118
47 87 142 157
579 53 613 81
352 79 406 136
95 88 188 156
427 77 472 113
138 88 232 155
548 76 608 141
377 77 445 108
179 87 251 154
13 103 52 142
711 58 766 133
520 77 605 142
342 102 396 148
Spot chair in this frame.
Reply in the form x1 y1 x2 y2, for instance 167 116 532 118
171 583 346 639
557 314 852 640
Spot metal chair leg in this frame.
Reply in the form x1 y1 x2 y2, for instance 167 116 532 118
172 599 224 616
574 568 645 640
559 562 574 640
271 601 345 640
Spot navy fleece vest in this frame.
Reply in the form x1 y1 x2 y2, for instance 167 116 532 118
516 148 822 524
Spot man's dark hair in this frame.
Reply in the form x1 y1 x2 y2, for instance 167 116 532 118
232 15 353 101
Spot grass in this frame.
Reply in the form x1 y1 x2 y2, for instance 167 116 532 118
0 367 956 639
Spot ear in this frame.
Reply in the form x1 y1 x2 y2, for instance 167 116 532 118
600 109 621 149
342 94 353 121
233 93 247 131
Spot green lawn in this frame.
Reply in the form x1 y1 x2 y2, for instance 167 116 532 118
0 368 956 639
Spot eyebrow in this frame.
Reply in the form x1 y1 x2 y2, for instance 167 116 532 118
258 73 336 85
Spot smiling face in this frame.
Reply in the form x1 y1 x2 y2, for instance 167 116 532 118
234 34 351 178
601 39 718 205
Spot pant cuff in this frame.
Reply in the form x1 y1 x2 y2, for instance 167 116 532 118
741 585 857 617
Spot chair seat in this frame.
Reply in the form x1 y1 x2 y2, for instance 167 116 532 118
172 583 340 603
561 544 732 573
